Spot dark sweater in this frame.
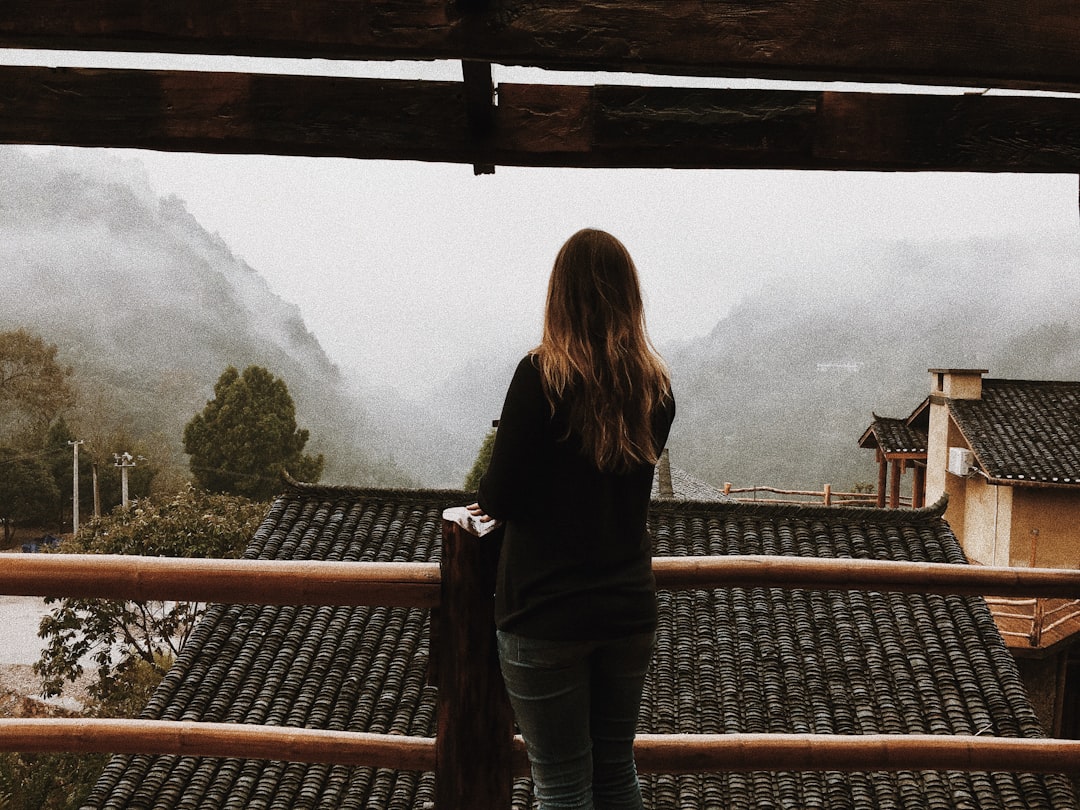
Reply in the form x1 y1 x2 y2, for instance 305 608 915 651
477 354 676 641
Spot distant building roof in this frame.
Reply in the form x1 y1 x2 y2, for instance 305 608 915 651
83 484 1077 810
948 378 1080 486
651 451 731 501
859 414 929 456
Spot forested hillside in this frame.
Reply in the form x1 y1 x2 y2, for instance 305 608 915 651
0 147 411 488
664 233 1080 490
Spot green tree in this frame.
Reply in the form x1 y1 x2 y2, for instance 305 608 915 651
0 749 106 810
183 366 323 500
0 447 60 546
463 428 497 492
34 487 267 702
0 329 76 447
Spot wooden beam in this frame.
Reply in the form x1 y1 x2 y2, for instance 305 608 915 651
1 554 442 607
12 550 1080 606
630 733 1080 775
436 521 513 809
461 60 495 174
913 464 927 509
0 67 472 160
650 556 1080 599
876 452 888 508
7 719 1079 777
889 458 903 508
0 718 436 770
1 1 1080 93
3 66 1080 171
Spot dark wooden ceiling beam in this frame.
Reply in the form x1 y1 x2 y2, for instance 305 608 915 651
1 1 1080 93
461 60 495 174
2 66 1080 172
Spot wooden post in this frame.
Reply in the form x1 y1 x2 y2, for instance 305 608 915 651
1030 598 1045 647
823 484 832 506
912 464 926 509
876 451 887 508
889 459 902 509
436 520 513 810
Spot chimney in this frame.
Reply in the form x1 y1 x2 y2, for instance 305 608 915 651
657 448 674 498
929 368 988 401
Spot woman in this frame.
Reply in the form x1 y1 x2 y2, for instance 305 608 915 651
468 228 675 810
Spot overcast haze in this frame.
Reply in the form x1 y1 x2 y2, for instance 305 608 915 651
6 49 1080 396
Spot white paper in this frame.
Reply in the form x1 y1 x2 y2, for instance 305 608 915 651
442 506 503 537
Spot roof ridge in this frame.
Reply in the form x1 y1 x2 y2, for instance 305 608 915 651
281 472 470 503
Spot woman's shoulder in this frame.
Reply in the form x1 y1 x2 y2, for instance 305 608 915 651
514 352 542 377
506 352 544 397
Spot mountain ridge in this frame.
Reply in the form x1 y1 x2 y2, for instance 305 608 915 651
0 147 410 487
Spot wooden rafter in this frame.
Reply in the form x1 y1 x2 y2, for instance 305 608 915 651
1 1 1080 93
2 65 1080 171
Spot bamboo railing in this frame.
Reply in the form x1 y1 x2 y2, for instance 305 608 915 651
0 554 441 607
3 523 1080 810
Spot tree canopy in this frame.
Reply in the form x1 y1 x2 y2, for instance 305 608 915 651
0 328 76 446
35 486 267 701
0 446 59 545
183 365 323 500
463 427 496 492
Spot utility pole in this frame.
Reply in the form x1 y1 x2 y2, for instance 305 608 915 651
92 463 101 519
114 452 136 509
68 440 83 534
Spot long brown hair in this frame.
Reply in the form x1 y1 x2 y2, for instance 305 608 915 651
534 228 671 472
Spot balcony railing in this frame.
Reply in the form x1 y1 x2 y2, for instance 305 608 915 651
986 596 1080 649
2 522 1080 809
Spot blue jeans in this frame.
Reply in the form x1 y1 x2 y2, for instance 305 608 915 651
497 629 655 810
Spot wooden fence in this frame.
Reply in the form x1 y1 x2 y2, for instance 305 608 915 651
3 521 1080 809
722 483 900 507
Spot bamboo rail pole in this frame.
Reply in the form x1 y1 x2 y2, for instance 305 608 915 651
630 734 1080 775
506 733 1080 776
0 554 441 607
651 556 1080 598
6 720 1076 777
0 719 436 770
5 555 1080 605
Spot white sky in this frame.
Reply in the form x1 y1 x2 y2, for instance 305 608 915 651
5 50 1079 394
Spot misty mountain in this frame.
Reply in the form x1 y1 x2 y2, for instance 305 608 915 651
393 230 1080 494
5 145 1078 495
664 232 1080 491
0 147 415 487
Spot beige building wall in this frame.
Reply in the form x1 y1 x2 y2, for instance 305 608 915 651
960 481 1012 566
1011 488 1080 569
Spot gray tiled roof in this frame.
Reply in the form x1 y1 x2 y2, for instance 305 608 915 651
651 464 732 501
862 414 928 455
949 379 1080 485
83 485 1078 810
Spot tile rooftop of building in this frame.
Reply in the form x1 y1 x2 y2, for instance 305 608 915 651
651 460 731 501
861 415 929 456
949 379 1080 486
83 484 1078 810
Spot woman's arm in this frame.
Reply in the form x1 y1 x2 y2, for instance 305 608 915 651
475 355 548 521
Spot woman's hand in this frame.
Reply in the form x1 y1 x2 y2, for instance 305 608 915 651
466 502 495 523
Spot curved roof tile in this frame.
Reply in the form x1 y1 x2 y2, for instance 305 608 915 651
950 379 1080 485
